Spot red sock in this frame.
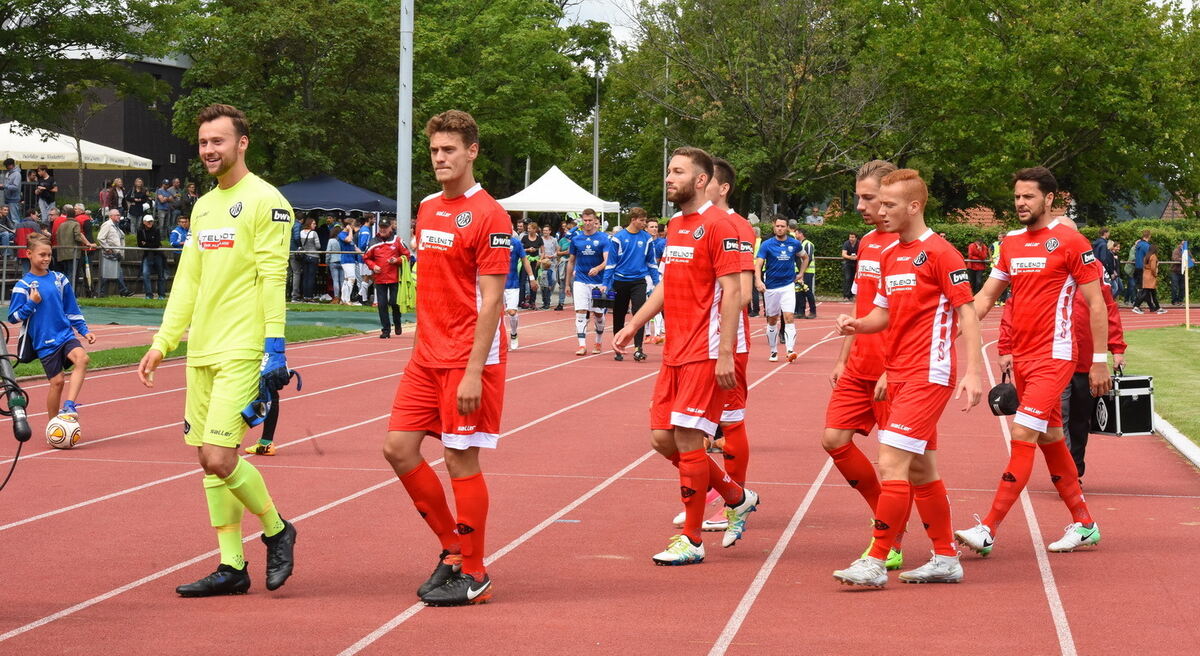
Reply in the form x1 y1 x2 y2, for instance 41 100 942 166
982 440 1037 533
706 455 744 506
914 479 956 556
450 473 489 578
398 460 459 553
1039 440 1093 524
719 422 750 486
678 449 710 543
826 441 881 513
867 480 911 560
894 484 915 549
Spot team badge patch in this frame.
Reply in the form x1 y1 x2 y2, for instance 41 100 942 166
489 233 512 248
949 269 969 285
455 211 473 228
913 251 928 267
229 202 243 217
271 209 290 223
1082 251 1096 265
693 225 705 240
1046 237 1060 253
723 237 739 252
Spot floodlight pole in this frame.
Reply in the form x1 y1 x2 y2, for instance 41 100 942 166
592 63 600 197
661 58 669 219
397 0 414 244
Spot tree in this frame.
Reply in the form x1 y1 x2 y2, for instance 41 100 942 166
0 0 176 127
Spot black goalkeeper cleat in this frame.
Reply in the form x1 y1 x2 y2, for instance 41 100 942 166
633 349 647 361
417 550 462 598
176 562 251 597
420 571 492 606
262 519 297 591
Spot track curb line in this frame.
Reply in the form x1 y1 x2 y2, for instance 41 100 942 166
1153 412 1200 470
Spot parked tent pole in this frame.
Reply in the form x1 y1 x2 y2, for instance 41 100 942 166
396 0 414 244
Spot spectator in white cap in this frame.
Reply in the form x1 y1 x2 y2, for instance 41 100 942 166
137 214 167 299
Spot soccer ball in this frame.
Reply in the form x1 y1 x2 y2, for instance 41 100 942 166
46 415 82 450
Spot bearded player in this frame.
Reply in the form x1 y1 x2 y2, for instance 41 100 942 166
614 146 759 565
832 169 982 588
955 167 1110 555
381 110 511 606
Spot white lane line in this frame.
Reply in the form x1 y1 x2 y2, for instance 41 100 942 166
341 333 843 656
980 339 1077 656
0 340 656 643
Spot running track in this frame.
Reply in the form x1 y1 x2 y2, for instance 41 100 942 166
0 305 1195 655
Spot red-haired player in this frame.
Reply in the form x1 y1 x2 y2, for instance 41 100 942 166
832 169 982 587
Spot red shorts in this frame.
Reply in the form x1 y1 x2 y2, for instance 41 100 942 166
876 380 953 454
389 359 506 449
651 360 728 436
721 352 750 423
1012 358 1074 433
825 373 889 435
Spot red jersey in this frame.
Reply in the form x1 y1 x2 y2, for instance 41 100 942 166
363 236 413 285
845 228 900 379
992 219 1100 362
875 230 974 386
412 183 511 368
661 201 742 366
727 208 755 354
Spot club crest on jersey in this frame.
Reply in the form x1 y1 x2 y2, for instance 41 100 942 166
949 269 969 285
489 233 512 248
723 237 739 252
455 211 473 228
913 251 928 267
1045 237 1060 253
1082 251 1096 265
692 225 705 240
271 208 290 223
229 202 243 217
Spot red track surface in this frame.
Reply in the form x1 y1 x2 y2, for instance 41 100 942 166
0 305 1195 655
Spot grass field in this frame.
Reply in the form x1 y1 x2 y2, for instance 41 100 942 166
1123 325 1200 445
79 297 378 313
13 324 361 379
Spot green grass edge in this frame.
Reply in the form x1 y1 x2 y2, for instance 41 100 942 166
1122 325 1200 448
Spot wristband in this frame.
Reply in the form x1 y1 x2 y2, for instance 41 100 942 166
1092 353 1108 363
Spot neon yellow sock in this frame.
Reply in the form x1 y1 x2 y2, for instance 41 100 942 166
222 458 285 537
204 474 245 568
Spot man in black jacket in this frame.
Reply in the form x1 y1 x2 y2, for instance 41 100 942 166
137 214 167 299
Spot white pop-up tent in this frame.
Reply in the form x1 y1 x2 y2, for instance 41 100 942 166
0 121 153 170
495 165 619 213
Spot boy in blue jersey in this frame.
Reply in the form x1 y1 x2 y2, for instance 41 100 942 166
564 208 611 355
504 238 537 349
356 216 374 304
644 219 667 343
603 207 660 361
8 234 95 419
755 217 804 362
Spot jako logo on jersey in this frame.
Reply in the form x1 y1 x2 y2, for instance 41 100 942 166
693 225 705 240
197 228 236 250
1010 257 1047 273
271 209 290 223
664 245 695 261
488 233 512 248
419 229 455 251
723 237 739 251
949 269 969 285
455 211 473 228
1045 237 1060 252
885 273 917 293
1082 251 1096 265
229 202 243 217
913 251 928 267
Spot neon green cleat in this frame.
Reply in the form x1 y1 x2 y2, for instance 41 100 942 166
859 539 904 571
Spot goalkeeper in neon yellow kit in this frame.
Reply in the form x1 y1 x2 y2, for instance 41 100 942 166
138 104 298 596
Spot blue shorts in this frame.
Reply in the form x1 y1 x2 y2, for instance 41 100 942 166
41 338 83 379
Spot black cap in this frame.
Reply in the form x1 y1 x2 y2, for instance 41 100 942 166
988 377 1019 416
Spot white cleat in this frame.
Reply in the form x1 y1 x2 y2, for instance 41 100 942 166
954 514 995 556
1047 522 1100 552
509 334 519 350
701 506 729 532
833 557 887 588
722 488 760 548
671 509 686 528
768 351 778 363
898 552 963 584
651 534 705 566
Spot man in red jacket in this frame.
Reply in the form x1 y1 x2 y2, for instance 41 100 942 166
364 219 413 339
15 207 44 274
966 238 990 294
998 240 1125 481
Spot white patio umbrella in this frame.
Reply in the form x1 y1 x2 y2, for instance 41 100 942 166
0 122 153 170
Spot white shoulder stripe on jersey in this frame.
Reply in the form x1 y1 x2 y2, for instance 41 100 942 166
881 240 900 253
420 191 442 204
1006 227 1027 236
916 228 935 242
463 183 483 198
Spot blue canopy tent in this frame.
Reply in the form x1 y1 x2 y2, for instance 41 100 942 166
277 175 398 213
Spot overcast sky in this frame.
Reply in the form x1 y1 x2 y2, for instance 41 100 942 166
568 0 639 44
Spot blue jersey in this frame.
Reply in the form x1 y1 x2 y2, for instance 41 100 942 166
757 236 803 289
8 271 89 358
505 239 527 289
603 229 660 288
569 230 610 284
336 229 360 264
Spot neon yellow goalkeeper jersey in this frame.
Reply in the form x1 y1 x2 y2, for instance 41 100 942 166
151 172 293 365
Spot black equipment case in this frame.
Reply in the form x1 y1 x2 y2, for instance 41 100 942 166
1091 368 1154 437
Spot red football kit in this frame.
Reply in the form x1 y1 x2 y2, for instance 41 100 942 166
826 228 900 435
990 218 1099 432
722 208 754 422
650 201 742 436
389 183 512 448
873 230 973 454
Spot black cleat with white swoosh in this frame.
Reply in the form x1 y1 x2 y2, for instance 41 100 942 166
420 571 493 606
